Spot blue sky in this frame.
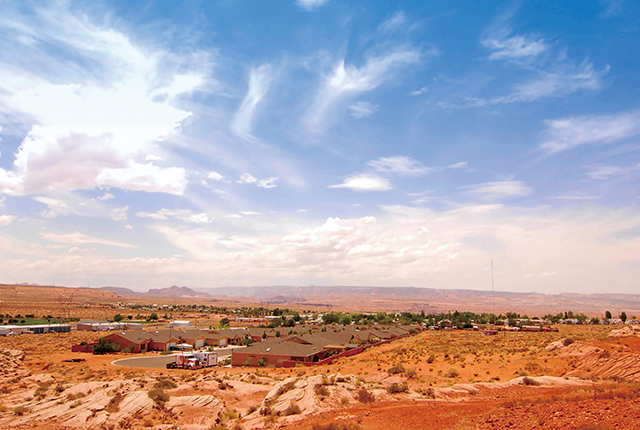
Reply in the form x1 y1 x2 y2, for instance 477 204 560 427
0 0 639 293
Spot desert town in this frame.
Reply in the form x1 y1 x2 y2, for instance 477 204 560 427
0 284 640 429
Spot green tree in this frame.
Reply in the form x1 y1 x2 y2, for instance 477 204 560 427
339 315 352 326
148 312 159 321
113 314 124 322
219 317 230 328
605 310 612 320
621 312 628 324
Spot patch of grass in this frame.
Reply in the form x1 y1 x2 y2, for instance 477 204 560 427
522 377 540 386
276 380 297 396
445 368 460 378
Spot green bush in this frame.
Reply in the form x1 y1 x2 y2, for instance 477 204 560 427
356 388 375 403
153 379 177 390
386 382 409 394
148 388 170 406
92 338 121 355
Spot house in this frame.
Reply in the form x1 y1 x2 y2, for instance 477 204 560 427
231 338 325 367
103 331 155 353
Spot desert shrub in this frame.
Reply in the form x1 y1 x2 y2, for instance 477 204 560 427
314 384 329 397
247 404 259 414
148 388 170 406
406 368 417 379
311 423 363 430
387 364 405 375
426 354 435 363
13 406 29 416
54 383 66 393
421 387 436 398
387 382 409 394
563 338 575 347
105 393 123 413
356 388 375 404
445 368 460 378
340 396 350 405
153 379 177 390
276 380 296 396
284 402 301 415
66 392 86 401
522 377 540 386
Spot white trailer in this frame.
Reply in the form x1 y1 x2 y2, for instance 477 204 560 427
167 351 218 369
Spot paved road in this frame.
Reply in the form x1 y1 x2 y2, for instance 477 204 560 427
112 346 242 369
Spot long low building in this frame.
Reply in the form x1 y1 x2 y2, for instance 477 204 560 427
0 324 73 335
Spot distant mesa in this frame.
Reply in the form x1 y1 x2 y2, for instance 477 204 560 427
146 285 211 298
100 286 139 295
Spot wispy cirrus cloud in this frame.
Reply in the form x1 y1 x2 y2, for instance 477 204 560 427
295 0 329 11
303 49 422 133
541 111 640 154
465 181 531 201
482 34 548 62
348 101 377 118
231 64 272 143
41 232 135 248
367 156 430 176
237 173 278 188
137 209 213 224
328 173 392 192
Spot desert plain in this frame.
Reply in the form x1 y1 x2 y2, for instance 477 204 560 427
0 284 639 430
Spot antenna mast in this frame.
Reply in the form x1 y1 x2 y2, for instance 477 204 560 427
491 258 496 325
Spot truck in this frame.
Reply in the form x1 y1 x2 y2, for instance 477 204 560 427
166 351 218 369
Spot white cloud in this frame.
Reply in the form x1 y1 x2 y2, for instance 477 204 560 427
258 177 278 189
410 86 428 96
304 49 421 132
378 12 407 34
490 61 608 105
553 195 601 201
0 215 14 226
41 232 135 248
137 209 213 224
2 204 640 294
97 193 115 201
125 225 133 230
465 181 531 201
208 171 224 181
239 211 261 216
348 101 378 119
238 173 258 184
483 34 547 61
33 196 74 218
296 0 328 11
367 156 429 176
329 173 392 192
110 205 129 221
237 173 277 189
0 196 5 207
0 4 207 196
231 64 272 142
585 165 623 180
541 111 640 154
448 161 468 169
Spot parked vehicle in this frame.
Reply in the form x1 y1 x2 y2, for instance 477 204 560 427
166 351 218 369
